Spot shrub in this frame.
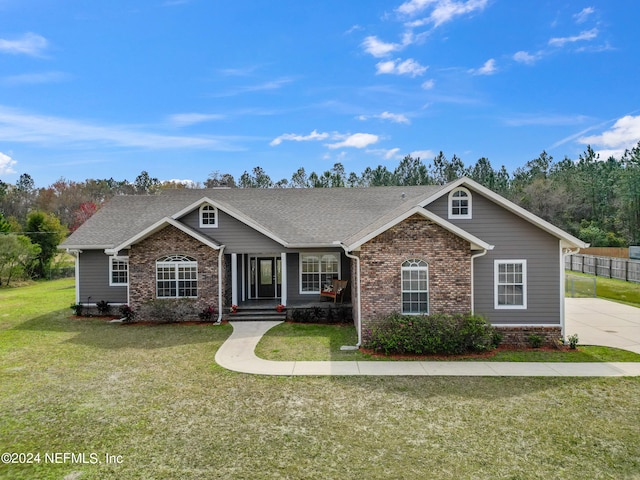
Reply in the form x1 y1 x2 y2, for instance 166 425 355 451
364 312 498 355
139 299 198 323
119 304 136 323
198 305 217 322
567 333 579 350
527 334 544 348
70 303 84 317
288 306 352 324
96 300 111 316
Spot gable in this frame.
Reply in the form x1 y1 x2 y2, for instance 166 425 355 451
421 178 588 249
179 208 291 254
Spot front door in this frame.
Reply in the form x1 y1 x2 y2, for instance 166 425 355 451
258 257 276 297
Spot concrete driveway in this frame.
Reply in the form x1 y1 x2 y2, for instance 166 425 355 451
565 298 640 354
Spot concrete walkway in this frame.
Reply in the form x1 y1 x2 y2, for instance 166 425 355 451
215 301 640 376
566 298 640 354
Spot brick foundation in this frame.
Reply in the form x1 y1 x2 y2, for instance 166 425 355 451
495 326 562 347
359 214 472 334
128 224 222 320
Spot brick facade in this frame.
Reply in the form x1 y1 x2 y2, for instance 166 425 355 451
358 214 472 334
128 225 222 317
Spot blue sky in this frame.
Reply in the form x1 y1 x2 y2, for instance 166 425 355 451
0 0 639 187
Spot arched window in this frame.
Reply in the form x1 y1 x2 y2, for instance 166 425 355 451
448 187 472 219
401 259 429 314
156 255 198 298
199 204 218 228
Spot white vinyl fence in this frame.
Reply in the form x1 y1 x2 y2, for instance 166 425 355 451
565 254 640 283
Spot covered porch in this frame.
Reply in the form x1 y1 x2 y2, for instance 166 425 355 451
226 250 352 308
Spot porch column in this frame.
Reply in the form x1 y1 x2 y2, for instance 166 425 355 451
231 253 238 306
280 252 287 306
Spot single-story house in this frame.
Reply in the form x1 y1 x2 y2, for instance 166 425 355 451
60 177 588 345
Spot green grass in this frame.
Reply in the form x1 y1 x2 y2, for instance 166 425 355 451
566 270 640 307
2 280 640 479
256 322 640 362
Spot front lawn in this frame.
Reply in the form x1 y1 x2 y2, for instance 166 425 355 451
2 280 640 479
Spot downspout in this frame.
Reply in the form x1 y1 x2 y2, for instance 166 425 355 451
561 246 581 339
335 242 362 350
470 249 488 315
217 245 226 324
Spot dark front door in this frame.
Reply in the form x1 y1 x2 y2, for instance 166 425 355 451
258 257 276 297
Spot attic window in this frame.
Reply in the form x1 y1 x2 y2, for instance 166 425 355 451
199 204 218 228
448 187 472 219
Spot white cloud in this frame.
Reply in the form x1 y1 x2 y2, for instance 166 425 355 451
397 0 438 16
0 33 48 56
578 115 640 159
0 152 17 174
549 28 598 47
211 77 295 97
359 112 410 124
513 50 540 65
469 58 496 75
362 36 402 58
504 113 590 127
421 79 435 90
1 71 70 85
376 58 427 77
0 106 235 150
168 113 225 127
327 133 379 149
270 129 329 146
399 0 489 28
379 112 410 124
410 149 436 159
574 7 595 24
367 147 402 160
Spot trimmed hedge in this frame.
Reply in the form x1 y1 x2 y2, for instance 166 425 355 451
364 312 501 355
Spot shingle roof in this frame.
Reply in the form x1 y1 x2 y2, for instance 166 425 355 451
61 184 448 249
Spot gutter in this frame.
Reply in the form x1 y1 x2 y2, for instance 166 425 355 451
217 245 226 324
335 242 361 350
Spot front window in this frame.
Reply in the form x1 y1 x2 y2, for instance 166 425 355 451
448 187 472 219
402 259 429 314
495 260 527 309
109 257 128 286
156 255 198 298
300 252 340 293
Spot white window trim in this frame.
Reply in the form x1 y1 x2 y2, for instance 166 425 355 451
299 252 341 295
199 204 218 228
448 187 472 219
401 259 429 315
494 259 527 310
109 256 129 286
156 255 199 299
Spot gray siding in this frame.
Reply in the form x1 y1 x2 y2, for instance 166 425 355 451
286 250 351 304
429 190 561 325
78 250 128 304
180 208 290 254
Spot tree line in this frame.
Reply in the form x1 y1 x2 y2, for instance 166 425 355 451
1 143 639 284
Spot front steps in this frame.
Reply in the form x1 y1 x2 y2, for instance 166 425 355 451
225 305 286 322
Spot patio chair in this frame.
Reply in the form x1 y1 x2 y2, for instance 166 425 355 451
320 278 348 303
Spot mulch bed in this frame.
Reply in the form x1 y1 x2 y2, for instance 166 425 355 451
359 343 571 361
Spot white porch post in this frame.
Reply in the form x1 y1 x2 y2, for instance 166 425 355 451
231 253 238 306
280 252 287 306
